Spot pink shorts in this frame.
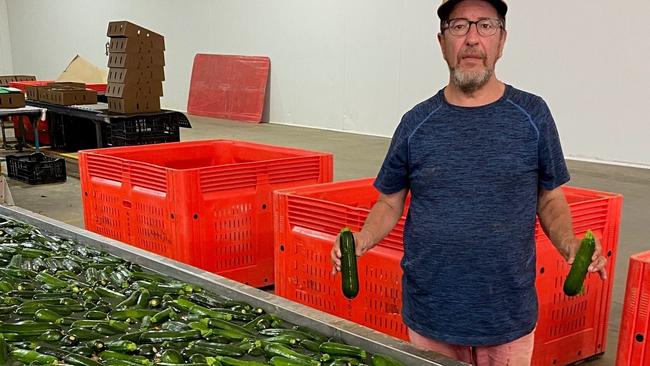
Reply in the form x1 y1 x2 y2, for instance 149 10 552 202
408 327 535 366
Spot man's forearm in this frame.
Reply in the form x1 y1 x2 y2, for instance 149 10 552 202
537 187 575 259
361 190 407 249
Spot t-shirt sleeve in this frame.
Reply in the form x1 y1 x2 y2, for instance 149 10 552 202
374 116 411 194
537 100 570 190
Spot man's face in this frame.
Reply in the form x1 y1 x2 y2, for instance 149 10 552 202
438 0 507 93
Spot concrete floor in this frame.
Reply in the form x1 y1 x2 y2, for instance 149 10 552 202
3 115 649 365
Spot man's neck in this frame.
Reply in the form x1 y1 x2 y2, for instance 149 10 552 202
444 78 506 107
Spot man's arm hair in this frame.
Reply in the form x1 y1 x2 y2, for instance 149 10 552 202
537 186 574 260
361 188 409 249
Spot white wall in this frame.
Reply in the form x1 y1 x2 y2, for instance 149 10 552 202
0 0 12 74
4 0 650 166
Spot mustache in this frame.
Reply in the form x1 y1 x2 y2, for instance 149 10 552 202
458 48 486 59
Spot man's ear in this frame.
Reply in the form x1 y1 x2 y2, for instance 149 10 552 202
437 32 448 62
497 30 507 59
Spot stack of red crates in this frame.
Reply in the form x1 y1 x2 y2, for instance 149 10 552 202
616 250 650 366
79 140 333 288
273 178 623 365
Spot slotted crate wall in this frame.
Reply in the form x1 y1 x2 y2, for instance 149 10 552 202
80 140 332 288
273 178 622 365
616 250 650 366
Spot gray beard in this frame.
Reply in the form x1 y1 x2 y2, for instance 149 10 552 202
450 67 493 94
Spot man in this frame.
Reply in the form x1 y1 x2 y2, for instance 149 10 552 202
331 0 608 365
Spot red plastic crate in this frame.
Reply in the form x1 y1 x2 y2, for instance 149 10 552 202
616 251 650 366
8 80 107 93
8 80 53 91
274 178 622 364
80 140 332 288
11 116 51 146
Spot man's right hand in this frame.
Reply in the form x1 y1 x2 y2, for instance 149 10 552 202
331 230 373 275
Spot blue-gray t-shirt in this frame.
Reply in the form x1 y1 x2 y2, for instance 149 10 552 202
374 84 570 346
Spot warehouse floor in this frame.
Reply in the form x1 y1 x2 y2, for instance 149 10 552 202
3 114 649 366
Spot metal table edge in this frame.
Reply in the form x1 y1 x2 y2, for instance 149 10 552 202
0 204 466 366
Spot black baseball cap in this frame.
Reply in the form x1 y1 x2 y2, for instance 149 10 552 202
437 0 508 20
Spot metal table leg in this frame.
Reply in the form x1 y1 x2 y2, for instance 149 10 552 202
31 115 39 153
16 116 25 152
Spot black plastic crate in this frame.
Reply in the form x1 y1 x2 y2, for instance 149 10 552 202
49 112 100 152
108 114 180 146
6 152 67 185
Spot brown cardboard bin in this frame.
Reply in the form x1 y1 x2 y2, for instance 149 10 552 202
107 67 165 83
108 96 160 114
107 21 165 50
107 51 165 68
105 82 163 99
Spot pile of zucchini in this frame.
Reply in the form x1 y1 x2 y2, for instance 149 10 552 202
0 217 404 366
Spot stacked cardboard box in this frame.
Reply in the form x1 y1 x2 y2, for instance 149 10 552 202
0 87 26 109
0 75 36 87
106 21 165 114
25 82 97 106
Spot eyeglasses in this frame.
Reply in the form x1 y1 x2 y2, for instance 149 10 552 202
442 18 504 37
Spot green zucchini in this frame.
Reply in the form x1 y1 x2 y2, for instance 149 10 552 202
190 353 208 364
102 359 145 366
67 327 105 341
60 334 80 346
260 328 313 342
115 290 141 309
319 341 366 359
94 323 122 335
189 320 213 335
106 340 137 353
84 310 108 319
35 271 69 288
150 307 175 323
70 345 95 357
136 343 157 357
109 308 157 320
99 350 152 365
328 357 360 365
37 329 64 341
0 280 14 292
370 354 404 366
10 348 58 364
34 308 63 323
160 349 184 363
65 351 104 366
0 335 8 365
212 355 269 366
161 320 191 332
300 339 322 353
188 340 245 357
270 356 318 366
71 319 109 329
135 288 151 308
119 330 144 342
0 320 60 335
107 319 130 333
339 228 359 299
87 339 107 353
95 286 126 300
263 334 299 346
292 326 327 343
139 329 202 343
201 317 254 336
264 343 321 366
563 230 596 296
